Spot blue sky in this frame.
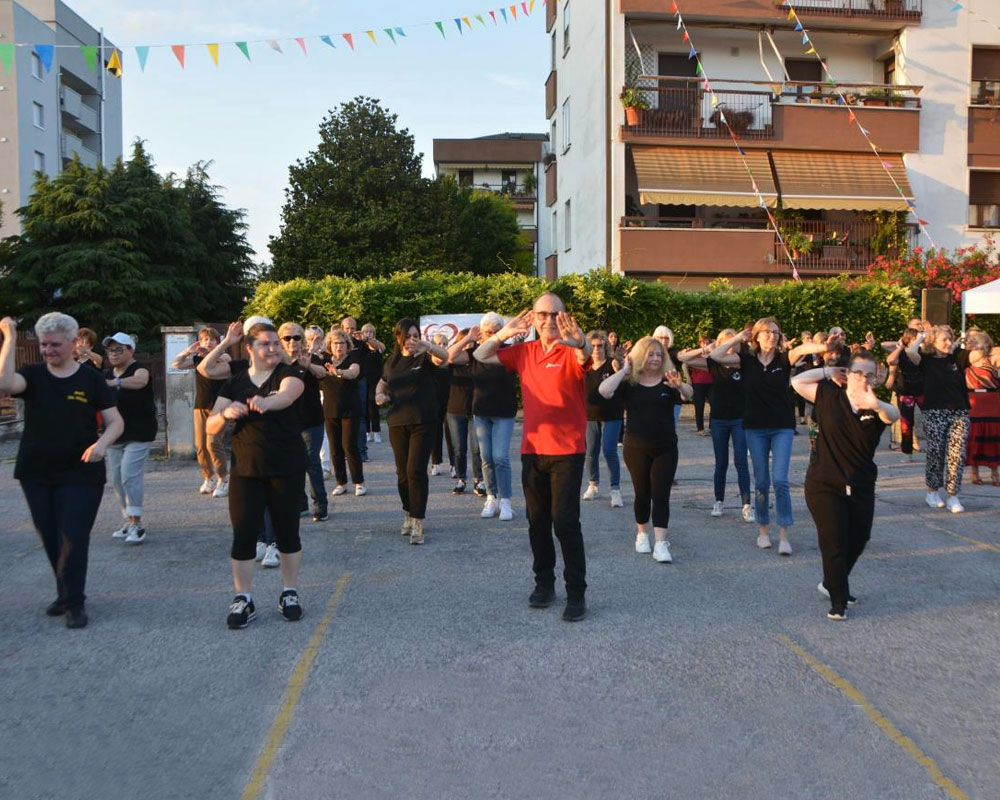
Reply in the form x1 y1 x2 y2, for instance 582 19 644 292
65 0 549 260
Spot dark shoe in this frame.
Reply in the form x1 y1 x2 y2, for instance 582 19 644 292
528 585 556 608
312 510 329 522
65 606 88 629
827 607 847 621
473 481 487 497
45 600 68 617
562 597 587 622
453 480 467 495
278 590 303 621
227 595 256 629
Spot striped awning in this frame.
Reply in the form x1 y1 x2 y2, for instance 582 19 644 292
633 146 778 208
772 151 913 211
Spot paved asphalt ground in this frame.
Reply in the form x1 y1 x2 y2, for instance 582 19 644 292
1 421 998 800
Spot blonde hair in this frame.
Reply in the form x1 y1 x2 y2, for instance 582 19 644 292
967 329 993 353
628 336 664 384
715 328 737 347
750 317 783 353
920 325 955 355
587 330 609 349
326 328 351 352
277 322 304 339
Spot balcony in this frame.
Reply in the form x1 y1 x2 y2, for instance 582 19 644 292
621 0 921 29
545 70 557 120
623 77 921 153
547 0 556 32
62 132 99 169
545 253 558 280
545 160 557 207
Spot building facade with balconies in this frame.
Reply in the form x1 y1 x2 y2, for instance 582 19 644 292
0 0 122 239
545 0 998 287
433 133 551 275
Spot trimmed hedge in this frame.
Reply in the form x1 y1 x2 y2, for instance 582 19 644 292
245 270 916 349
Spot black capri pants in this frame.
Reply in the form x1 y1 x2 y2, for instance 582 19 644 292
804 481 875 610
389 422 435 519
325 416 365 486
623 444 679 528
229 472 306 560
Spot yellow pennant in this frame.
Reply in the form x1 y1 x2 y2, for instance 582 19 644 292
206 43 219 66
366 30 377 44
462 16 471 28
107 48 122 77
788 9 796 20
805 46 816 54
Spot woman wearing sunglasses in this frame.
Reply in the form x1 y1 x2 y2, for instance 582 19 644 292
792 351 898 620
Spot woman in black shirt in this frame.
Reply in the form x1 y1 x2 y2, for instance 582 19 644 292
207 322 306 629
1 313 124 628
445 328 484 496
103 332 158 545
429 331 455 477
583 330 624 508
375 319 450 545
885 328 924 459
322 328 366 498
792 351 898 620
906 323 971 513
360 323 385 444
599 336 693 564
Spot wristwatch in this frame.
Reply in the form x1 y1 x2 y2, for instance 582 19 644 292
114 377 122 388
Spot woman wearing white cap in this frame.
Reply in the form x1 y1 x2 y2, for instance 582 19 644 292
104 331 158 545
653 326 684 428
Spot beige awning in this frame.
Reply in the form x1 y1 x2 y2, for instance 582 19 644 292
633 146 778 208
772 151 913 211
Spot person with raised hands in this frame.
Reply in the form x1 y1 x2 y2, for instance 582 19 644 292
885 327 924 460
474 294 593 622
792 350 898 621
600 336 692 564
322 327 366 499
1 314 124 628
710 318 827 555
964 331 1000 487
445 327 485 497
582 330 625 507
206 320 306 629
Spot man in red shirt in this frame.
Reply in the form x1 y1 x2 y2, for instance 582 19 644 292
474 293 592 621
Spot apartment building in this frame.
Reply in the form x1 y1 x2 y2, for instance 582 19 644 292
433 132 551 275
545 0 999 288
0 0 122 239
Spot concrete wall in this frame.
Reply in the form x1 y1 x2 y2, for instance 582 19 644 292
161 326 197 459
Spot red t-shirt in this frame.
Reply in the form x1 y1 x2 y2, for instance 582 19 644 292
497 340 589 455
690 366 713 385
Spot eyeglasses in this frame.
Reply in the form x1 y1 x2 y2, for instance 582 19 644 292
281 335 302 342
758 330 780 338
849 369 877 382
106 348 126 355
534 311 559 319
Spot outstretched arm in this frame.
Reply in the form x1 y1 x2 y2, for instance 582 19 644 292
0 317 27 395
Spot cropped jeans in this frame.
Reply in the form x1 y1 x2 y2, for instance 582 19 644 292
474 415 515 500
584 419 622 489
744 427 795 527
710 418 751 504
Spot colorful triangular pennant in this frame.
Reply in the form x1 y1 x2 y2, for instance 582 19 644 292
365 30 377 45
435 21 446 37
343 33 354 50
267 39 283 53
0 43 13 74
206 43 219 66
80 45 98 72
295 37 307 55
136 45 150 71
236 41 251 60
171 44 186 68
320 35 335 49
34 44 54 73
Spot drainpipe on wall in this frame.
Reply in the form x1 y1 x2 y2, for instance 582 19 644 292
605 0 613 271
98 28 105 165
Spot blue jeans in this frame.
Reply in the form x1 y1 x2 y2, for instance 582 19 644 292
447 413 482 482
356 378 368 459
301 425 327 514
585 419 622 489
673 404 681 425
474 416 515 499
710 418 751 504
745 428 795 527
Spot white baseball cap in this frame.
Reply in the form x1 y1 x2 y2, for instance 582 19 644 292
243 315 274 330
102 332 135 350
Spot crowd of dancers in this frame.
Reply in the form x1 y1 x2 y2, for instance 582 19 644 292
1 296 998 629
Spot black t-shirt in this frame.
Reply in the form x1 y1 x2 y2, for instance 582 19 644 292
321 350 363 419
895 350 924 397
447 356 476 416
218 362 307 477
615 380 681 450
585 360 625 421
382 351 439 426
469 354 518 419
105 361 158 443
918 350 971 411
361 346 384 384
191 354 228 411
432 365 451 411
293 356 325 429
739 347 794 429
806 382 886 492
14 363 116 485
706 356 745 421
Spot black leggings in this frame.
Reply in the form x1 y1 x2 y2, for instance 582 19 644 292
325 416 364 486
229 472 305 561
692 383 712 431
431 402 454 466
389 422 435 519
623 445 678 528
366 385 381 433
804 482 875 610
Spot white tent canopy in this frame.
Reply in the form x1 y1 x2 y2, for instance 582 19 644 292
961 277 1000 334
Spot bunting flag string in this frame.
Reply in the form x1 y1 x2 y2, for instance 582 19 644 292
782 0 936 247
948 2 1000 33
0 3 540 76
672 4 802 281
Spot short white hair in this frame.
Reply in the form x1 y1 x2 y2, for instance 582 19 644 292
480 312 505 332
35 312 79 340
244 315 273 330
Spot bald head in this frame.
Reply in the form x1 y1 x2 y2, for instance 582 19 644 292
532 292 565 343
533 293 565 313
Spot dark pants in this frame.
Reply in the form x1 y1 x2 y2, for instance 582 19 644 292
804 483 875 611
389 423 435 519
301 425 327 514
366 382 381 433
21 481 104 609
795 391 807 421
356 378 369 459
229 472 305 560
431 402 454 466
325 417 364 486
623 445 678 528
692 383 712 432
521 453 587 598
898 394 923 455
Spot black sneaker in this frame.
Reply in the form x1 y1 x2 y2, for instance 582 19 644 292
818 582 857 605
45 600 68 617
65 606 88 629
827 607 847 621
227 596 256 629
562 597 587 622
473 482 487 497
453 480 466 495
312 510 329 522
279 590 303 621
528 585 556 608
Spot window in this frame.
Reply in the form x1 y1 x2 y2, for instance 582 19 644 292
458 169 473 187
561 98 571 152
969 170 1000 227
563 1 570 54
501 170 517 195
972 46 1000 105
785 58 823 97
32 102 44 129
883 54 896 87
551 210 558 254
33 151 45 174
551 31 557 72
564 200 572 251
31 52 43 79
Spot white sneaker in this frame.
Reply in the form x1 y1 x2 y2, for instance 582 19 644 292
610 489 623 508
261 543 280 568
635 530 652 554
430 463 441 476
756 533 772 549
199 478 214 495
450 466 457 479
498 498 514 521
322 469 332 479
213 479 229 498
124 524 146 545
332 484 347 496
778 538 793 556
366 432 374 443
946 495 964 514
112 523 130 539
925 491 945 509
355 484 367 497
582 483 599 501
481 496 499 518
742 504 756 523
374 433 382 444
652 540 673 563
255 542 267 562
711 501 724 517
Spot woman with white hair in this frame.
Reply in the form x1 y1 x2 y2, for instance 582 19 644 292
652 325 684 428
322 327 366 498
0 313 124 628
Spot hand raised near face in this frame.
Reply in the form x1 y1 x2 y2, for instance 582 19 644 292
664 370 683 388
556 312 585 348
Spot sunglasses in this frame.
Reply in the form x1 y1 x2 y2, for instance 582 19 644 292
281 335 303 342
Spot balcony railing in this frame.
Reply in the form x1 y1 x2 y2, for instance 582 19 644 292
622 0 921 24
774 0 922 20
624 77 921 139
465 182 538 200
971 79 1000 106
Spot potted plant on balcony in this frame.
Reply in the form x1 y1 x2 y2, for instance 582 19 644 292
521 171 537 198
885 0 904 13
863 87 889 107
709 105 754 135
779 227 814 260
621 85 650 127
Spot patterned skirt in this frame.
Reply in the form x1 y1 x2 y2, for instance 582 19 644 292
966 390 1000 467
